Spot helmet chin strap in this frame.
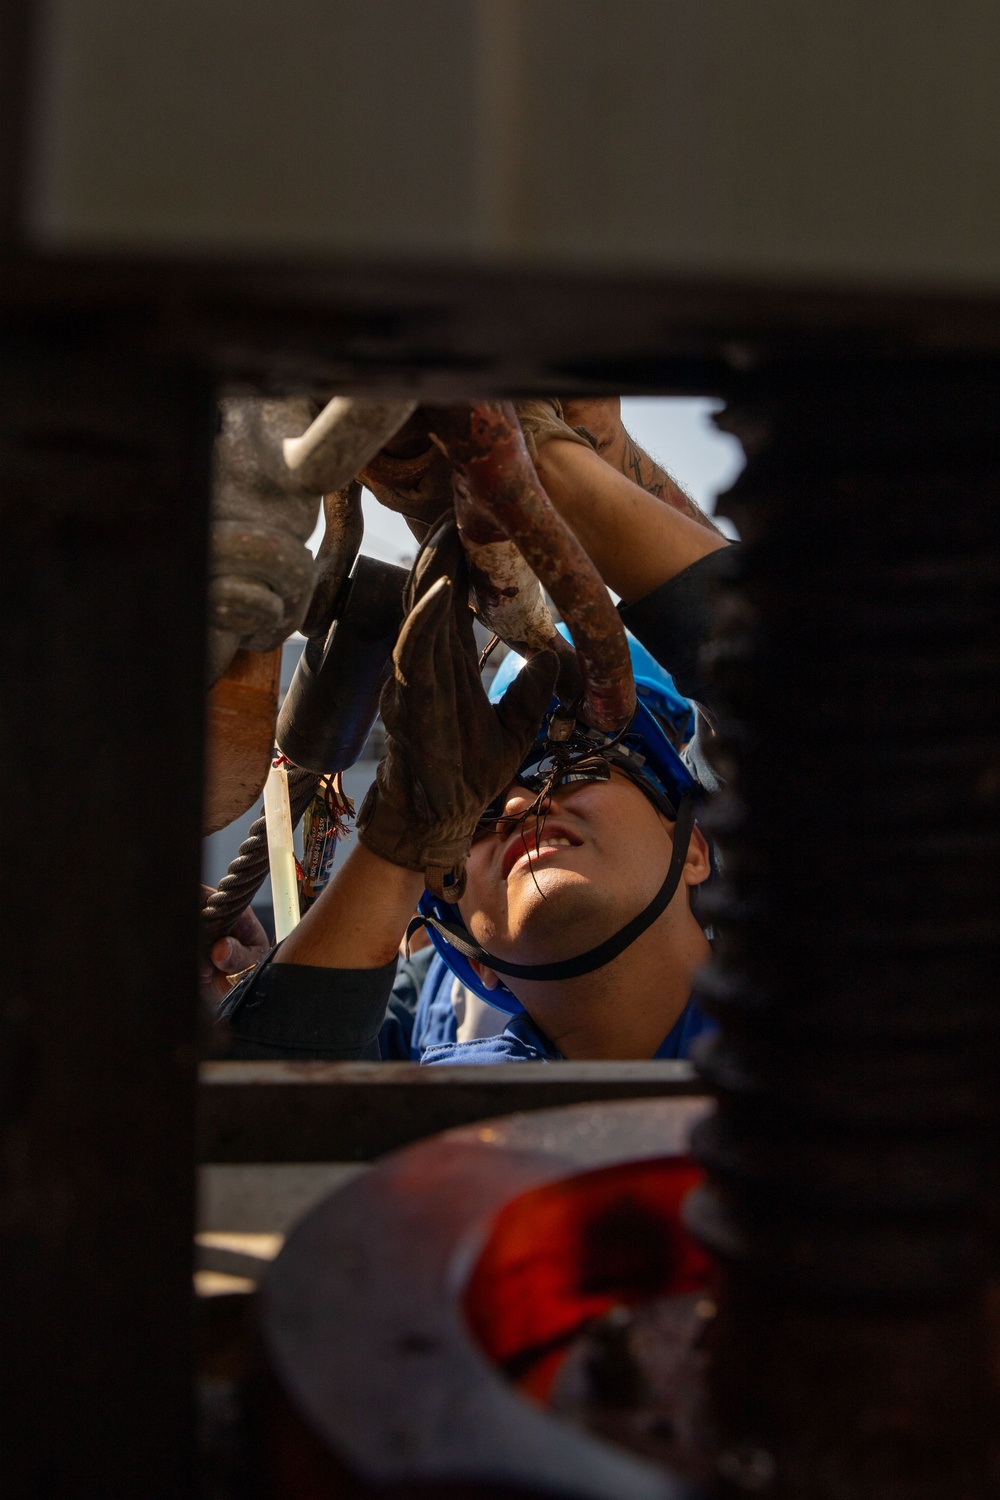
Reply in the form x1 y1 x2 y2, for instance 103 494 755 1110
416 790 696 982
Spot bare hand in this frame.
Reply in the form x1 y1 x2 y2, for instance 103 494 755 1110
561 397 722 535
199 891 269 1002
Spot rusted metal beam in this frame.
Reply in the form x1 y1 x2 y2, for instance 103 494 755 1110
198 1060 703 1164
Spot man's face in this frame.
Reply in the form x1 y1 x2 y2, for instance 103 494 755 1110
459 768 683 967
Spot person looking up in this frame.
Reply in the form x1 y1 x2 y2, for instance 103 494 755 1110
409 629 712 1062
407 634 697 1058
214 399 731 1062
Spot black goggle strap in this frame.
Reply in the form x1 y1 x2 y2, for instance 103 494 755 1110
417 788 697 982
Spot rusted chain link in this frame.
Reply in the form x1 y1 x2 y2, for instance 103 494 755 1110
429 402 636 734
201 764 319 949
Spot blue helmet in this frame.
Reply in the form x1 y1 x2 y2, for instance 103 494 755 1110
418 628 699 1014
490 626 696 747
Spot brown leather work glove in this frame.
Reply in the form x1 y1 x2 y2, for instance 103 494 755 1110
356 518 559 900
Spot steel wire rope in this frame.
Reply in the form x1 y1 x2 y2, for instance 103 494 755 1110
201 764 320 949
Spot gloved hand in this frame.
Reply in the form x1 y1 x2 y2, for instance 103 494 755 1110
356 518 559 900
513 398 597 465
360 402 594 528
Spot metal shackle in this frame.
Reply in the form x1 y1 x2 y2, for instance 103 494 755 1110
276 555 408 775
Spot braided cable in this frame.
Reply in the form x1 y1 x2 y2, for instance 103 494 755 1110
201 765 319 949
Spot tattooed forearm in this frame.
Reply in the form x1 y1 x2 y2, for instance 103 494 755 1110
559 398 725 536
620 431 723 536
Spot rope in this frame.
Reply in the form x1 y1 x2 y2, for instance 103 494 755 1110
201 765 319 949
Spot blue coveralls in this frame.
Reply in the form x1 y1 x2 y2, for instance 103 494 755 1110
396 952 716 1064
223 551 733 1064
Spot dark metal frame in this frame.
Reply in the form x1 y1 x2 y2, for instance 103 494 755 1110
4 6 999 1479
198 1059 703 1163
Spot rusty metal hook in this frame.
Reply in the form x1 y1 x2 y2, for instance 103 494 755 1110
428 402 636 735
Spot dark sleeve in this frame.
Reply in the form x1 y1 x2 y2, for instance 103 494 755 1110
377 946 435 1061
217 946 398 1060
618 545 739 712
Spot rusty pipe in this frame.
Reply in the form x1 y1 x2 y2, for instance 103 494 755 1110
429 402 635 734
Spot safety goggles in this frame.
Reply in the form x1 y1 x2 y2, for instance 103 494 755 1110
472 740 680 845
471 756 612 842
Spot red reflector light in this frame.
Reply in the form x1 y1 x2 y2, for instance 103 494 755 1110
463 1157 709 1400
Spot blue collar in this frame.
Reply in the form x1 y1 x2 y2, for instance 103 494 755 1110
418 995 716 1065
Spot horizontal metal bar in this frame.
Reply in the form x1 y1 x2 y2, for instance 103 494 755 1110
198 1060 703 1163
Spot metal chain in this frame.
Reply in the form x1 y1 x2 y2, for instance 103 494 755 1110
201 765 320 949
